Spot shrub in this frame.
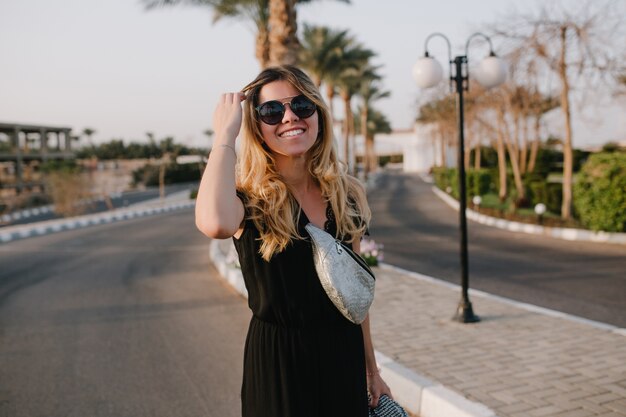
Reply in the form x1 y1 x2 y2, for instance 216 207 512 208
40 160 91 217
132 162 202 187
527 180 547 208
546 183 562 214
467 169 493 197
433 167 495 199
432 167 450 192
45 171 91 217
573 152 626 232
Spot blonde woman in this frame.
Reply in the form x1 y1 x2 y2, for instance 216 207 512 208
196 65 392 416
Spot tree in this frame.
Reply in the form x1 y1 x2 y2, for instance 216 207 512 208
356 106 391 175
267 0 298 66
496 87 526 204
82 128 96 148
417 93 456 168
298 24 350 87
334 45 376 171
357 76 390 175
617 72 626 96
145 0 271 67
298 25 353 123
143 0 348 68
526 90 559 173
494 0 625 218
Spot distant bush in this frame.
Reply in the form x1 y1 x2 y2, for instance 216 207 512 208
40 160 80 173
76 138 209 160
432 167 455 196
467 169 493 197
573 152 626 232
132 162 202 187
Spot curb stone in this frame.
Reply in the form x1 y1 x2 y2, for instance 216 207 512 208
430 185 626 245
0 197 195 244
208 239 499 417
0 192 126 225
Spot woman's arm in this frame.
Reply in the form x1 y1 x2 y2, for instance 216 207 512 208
361 314 392 408
195 92 246 239
353 239 392 408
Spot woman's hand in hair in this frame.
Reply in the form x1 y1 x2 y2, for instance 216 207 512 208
213 92 246 142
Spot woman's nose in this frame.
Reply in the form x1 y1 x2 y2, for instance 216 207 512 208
281 103 299 123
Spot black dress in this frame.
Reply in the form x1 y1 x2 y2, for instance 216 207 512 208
232 195 368 417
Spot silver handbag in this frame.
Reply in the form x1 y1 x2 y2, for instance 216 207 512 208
369 394 409 417
305 223 375 324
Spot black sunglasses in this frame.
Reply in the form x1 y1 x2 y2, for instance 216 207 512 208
255 95 317 125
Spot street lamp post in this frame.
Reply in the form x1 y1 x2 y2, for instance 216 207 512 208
413 32 506 323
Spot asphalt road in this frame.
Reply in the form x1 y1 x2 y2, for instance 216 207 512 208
0 208 249 417
368 170 626 328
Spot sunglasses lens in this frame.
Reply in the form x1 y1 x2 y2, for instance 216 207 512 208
290 95 316 119
258 101 285 125
257 95 317 125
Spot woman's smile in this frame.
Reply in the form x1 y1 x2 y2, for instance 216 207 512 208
278 127 306 138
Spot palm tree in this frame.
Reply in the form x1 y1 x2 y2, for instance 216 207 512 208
298 24 351 87
267 0 350 66
267 0 298 66
356 106 391 176
144 0 271 67
144 0 349 68
298 25 352 123
334 45 375 172
82 128 96 148
357 76 390 175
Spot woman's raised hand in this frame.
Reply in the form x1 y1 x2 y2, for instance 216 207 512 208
213 92 246 142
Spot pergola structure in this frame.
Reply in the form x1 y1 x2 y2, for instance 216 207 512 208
0 122 75 198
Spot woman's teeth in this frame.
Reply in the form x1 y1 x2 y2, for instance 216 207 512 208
280 129 304 138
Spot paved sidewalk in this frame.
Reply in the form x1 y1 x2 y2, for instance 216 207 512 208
370 264 626 417
212 240 626 417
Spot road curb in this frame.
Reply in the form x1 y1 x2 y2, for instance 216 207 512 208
431 186 626 245
0 199 195 244
208 239 499 417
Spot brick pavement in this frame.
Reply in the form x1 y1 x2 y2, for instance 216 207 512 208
370 264 626 417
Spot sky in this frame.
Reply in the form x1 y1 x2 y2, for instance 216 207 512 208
1 0 625 149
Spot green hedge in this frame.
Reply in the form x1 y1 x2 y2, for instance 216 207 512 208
434 167 564 213
524 174 562 214
433 167 498 199
573 152 626 232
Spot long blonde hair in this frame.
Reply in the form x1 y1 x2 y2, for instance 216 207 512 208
238 65 370 261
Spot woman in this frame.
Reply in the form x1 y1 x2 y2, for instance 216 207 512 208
195 65 392 416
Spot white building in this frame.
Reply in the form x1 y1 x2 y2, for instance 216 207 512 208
335 122 454 173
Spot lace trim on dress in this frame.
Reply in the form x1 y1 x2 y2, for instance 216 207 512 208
324 203 336 234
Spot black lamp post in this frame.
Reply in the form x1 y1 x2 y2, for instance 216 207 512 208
413 32 507 323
